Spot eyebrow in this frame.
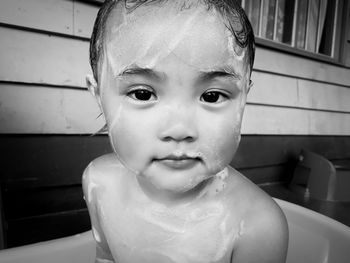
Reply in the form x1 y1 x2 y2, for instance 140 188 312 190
117 65 164 81
117 65 241 84
197 69 242 83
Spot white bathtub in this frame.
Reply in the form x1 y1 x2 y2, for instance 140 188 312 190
0 199 349 263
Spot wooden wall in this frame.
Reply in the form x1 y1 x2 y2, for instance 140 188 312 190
0 0 349 248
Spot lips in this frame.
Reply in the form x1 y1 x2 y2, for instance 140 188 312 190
154 154 201 170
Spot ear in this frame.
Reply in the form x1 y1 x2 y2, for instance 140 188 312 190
86 74 104 109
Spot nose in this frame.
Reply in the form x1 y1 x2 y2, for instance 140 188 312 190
159 123 197 142
158 105 198 143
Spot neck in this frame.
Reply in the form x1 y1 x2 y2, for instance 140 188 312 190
136 175 214 207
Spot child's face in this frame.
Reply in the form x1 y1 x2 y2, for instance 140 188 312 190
96 1 250 194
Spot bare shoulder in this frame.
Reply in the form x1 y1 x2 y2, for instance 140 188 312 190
83 153 125 183
226 166 286 219
82 154 118 262
82 153 128 199
226 167 289 262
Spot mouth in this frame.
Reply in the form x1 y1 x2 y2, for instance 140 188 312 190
154 154 202 170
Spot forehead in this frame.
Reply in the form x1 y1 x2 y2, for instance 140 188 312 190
103 0 248 75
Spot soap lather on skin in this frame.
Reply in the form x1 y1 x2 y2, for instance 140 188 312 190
83 1 289 262
104 3 245 79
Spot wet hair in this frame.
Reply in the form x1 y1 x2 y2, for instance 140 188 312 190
89 0 255 83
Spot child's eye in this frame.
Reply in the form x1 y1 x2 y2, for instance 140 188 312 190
127 87 157 101
200 91 228 103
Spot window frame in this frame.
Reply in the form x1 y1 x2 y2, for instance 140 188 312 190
242 0 350 68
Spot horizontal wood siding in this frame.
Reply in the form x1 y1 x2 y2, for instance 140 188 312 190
250 72 350 112
0 0 97 38
6 209 90 248
0 134 111 247
243 105 350 135
1 0 350 248
1 134 348 191
254 47 350 87
0 1 350 135
0 84 103 133
2 83 350 134
0 26 91 87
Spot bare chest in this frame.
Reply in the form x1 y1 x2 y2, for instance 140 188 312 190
99 197 239 263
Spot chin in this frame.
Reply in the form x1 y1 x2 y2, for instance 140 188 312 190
148 169 214 195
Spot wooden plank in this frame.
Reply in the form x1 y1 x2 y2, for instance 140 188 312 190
249 71 299 107
73 0 99 38
1 134 349 187
0 0 99 38
296 79 350 112
233 135 295 169
249 71 350 112
3 186 86 220
6 209 91 248
1 1 349 87
242 104 350 135
0 135 112 188
0 26 91 87
238 164 290 184
0 84 103 134
0 0 74 35
237 135 350 167
254 46 350 87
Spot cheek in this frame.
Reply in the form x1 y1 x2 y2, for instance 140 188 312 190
205 122 239 169
200 107 243 171
110 118 135 159
108 108 157 172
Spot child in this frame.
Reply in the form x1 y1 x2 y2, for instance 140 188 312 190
83 0 289 262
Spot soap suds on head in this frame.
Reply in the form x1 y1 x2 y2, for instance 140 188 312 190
226 27 246 61
104 0 246 77
105 4 205 76
140 7 203 69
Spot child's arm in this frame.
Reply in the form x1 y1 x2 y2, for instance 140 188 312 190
232 202 289 263
82 163 115 263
